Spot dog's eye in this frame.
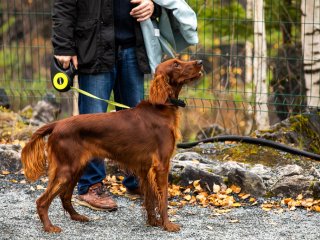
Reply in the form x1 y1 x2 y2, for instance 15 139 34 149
174 62 179 68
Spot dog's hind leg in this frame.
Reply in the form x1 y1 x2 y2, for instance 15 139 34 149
141 173 160 227
60 177 89 222
36 176 68 232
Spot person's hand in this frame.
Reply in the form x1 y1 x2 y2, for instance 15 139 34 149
130 0 154 22
54 55 78 69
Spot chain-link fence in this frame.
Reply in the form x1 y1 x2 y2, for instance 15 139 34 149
1 0 319 140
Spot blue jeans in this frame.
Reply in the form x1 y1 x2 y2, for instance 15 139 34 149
77 47 144 195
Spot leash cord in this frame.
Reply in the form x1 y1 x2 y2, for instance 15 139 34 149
71 86 130 109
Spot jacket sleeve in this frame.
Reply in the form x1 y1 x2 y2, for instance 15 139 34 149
51 0 77 56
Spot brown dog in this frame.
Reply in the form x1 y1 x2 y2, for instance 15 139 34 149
21 59 203 233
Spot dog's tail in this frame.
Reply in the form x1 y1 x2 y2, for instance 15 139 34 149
21 122 56 182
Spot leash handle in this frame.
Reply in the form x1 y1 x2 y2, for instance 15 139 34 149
71 86 130 109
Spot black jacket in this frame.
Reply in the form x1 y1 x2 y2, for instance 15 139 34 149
52 0 153 74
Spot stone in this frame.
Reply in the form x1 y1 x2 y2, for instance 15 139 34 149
0 144 22 172
227 167 266 197
310 167 320 179
277 164 303 177
270 175 314 197
30 99 60 126
312 181 320 198
170 164 225 191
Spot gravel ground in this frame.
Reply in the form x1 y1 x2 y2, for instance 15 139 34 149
1 173 320 240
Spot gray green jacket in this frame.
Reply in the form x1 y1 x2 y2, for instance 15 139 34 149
141 0 199 73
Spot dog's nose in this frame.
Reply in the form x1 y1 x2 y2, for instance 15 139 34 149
196 60 203 65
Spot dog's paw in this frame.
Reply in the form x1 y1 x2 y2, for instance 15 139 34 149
147 217 161 227
164 222 180 232
71 214 89 222
44 225 62 233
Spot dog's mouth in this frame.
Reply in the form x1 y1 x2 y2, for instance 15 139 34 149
185 69 204 82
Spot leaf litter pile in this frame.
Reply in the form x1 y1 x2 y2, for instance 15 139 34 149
100 174 320 216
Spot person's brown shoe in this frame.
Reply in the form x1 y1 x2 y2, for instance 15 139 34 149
76 183 117 211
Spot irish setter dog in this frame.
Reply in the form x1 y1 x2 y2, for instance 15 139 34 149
21 59 203 233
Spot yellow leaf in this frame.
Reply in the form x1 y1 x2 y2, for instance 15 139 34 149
232 202 241 207
1 170 10 175
184 195 192 201
193 180 201 188
225 188 233 194
241 194 251 200
296 194 303 200
169 201 179 206
183 188 191 193
230 185 241 194
262 207 272 211
313 206 320 212
283 198 293 205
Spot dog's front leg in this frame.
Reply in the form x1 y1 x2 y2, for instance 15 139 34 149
156 165 180 232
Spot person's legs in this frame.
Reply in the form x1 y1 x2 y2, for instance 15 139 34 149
114 47 144 192
77 72 117 210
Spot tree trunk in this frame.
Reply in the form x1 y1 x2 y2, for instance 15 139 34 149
253 0 269 130
245 0 254 134
301 0 320 107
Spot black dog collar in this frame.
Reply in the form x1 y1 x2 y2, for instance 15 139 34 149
169 98 186 108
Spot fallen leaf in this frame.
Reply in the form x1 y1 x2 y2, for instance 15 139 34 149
184 195 192 201
229 219 239 223
232 202 241 207
36 185 45 190
312 206 320 212
1 170 10 175
230 185 241 194
240 194 251 200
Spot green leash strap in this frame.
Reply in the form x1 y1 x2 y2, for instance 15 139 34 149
71 86 130 109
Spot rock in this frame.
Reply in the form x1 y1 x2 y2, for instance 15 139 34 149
30 100 60 126
173 152 205 163
173 164 225 191
171 152 225 190
270 175 314 197
278 164 303 177
213 161 247 176
0 144 22 172
312 181 320 198
250 164 273 180
227 167 266 197
310 167 320 179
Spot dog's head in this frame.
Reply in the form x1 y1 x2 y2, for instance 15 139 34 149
149 59 203 105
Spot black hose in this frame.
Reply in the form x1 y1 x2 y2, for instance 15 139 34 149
176 135 320 161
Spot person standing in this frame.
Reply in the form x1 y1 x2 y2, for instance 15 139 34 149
52 0 158 211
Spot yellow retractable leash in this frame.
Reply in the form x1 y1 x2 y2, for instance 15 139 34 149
50 57 130 109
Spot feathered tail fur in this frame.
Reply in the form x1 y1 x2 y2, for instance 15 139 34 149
21 122 56 182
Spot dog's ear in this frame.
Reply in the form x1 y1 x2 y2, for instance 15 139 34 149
149 74 170 105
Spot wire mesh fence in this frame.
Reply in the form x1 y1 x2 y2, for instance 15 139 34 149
1 0 319 140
